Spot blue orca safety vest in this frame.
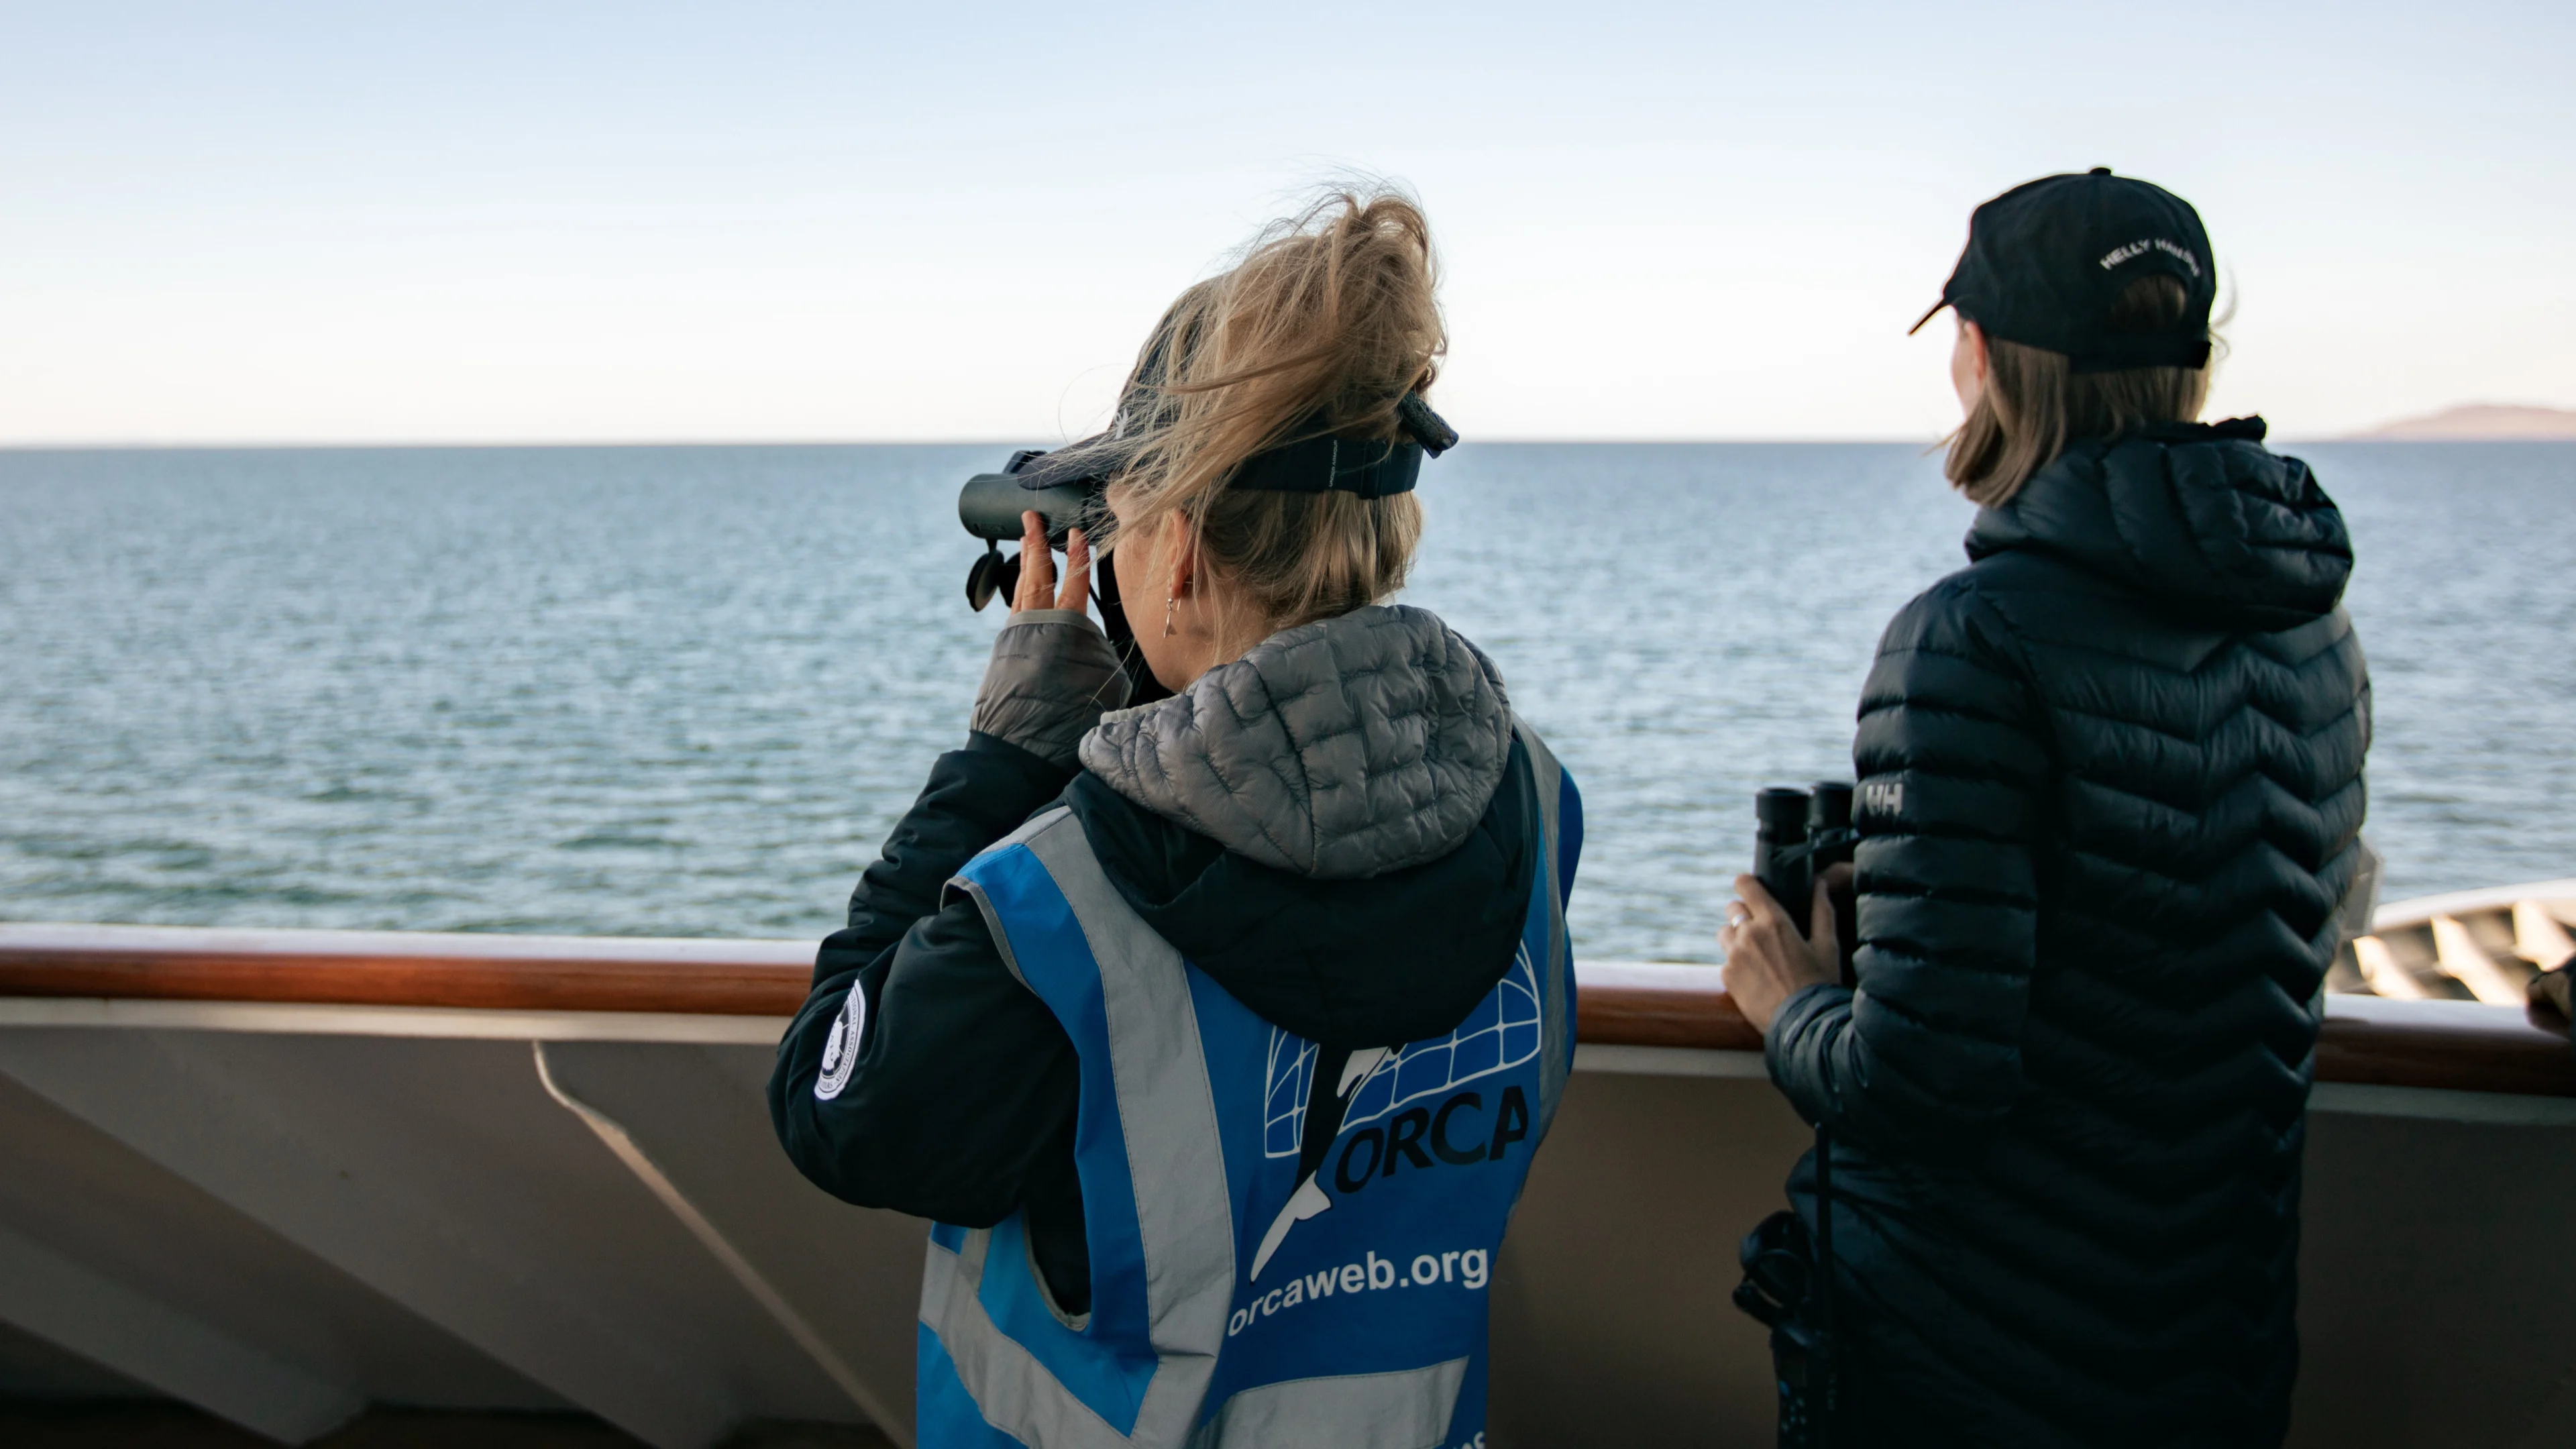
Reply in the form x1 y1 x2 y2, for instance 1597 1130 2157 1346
916 718 1579 1449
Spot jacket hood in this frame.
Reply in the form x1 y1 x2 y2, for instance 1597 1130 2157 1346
1078 604 1514 881
1962 417 2353 632
1064 604 1535 1049
1063 741 1537 1049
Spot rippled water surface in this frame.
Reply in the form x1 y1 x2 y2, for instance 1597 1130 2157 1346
3 442 2569 961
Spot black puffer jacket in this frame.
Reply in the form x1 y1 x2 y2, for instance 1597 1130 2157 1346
1766 419 2369 1448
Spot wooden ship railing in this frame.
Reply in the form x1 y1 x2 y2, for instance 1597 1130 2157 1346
0 922 2566 1099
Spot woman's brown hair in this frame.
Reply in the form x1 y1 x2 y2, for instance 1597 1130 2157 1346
1079 189 1444 642
1943 274 2221 506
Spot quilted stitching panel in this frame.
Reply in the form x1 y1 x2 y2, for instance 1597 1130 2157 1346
1078 605 1513 880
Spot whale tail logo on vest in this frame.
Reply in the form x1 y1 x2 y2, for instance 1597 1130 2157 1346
1250 945 1544 1280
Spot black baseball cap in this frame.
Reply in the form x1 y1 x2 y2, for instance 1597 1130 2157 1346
1911 168 2215 373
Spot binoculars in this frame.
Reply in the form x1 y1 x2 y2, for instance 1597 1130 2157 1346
953 447 1177 706
957 449 1104 613
1754 783 1857 943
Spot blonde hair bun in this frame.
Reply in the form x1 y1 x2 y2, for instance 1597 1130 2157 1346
1085 188 1445 637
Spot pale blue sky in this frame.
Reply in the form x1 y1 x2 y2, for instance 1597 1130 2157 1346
1 1 2567 443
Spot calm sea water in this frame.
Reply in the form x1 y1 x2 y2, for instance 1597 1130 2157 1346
2 442 2570 963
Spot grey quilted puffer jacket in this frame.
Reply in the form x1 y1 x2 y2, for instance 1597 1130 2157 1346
1766 418 2370 1448
1081 603 1514 880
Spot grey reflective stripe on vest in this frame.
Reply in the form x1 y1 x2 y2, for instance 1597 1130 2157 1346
922 1228 1146 1447
951 808 1074 991
1186 1358 1468 1449
934 806 1226 1446
934 808 1479 1446
1020 812 1240 1364
1513 715 1572 1136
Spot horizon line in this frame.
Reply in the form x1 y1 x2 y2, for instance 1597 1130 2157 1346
3 433 2512 452
0 433 1937 445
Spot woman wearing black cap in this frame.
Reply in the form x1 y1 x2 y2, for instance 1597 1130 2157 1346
1721 170 2370 1447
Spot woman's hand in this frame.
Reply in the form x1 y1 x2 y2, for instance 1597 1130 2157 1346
1719 873 1844 1036
1012 511 1091 616
971 511 1128 768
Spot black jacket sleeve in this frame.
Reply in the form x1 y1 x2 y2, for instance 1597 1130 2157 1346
767 732 1084 1225
1766 576 2047 1157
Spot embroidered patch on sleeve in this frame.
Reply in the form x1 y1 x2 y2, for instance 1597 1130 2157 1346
814 988 865 1102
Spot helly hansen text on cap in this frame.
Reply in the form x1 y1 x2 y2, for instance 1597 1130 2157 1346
1911 168 2216 373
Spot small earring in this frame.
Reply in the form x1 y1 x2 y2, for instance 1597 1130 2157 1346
1162 596 1177 639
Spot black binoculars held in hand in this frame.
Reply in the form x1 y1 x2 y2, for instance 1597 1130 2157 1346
1755 783 1858 959
1754 782 1855 924
954 447 1177 705
1739 781 1864 1448
957 449 1102 613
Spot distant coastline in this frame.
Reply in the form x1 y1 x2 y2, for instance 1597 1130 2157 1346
2345 404 2576 441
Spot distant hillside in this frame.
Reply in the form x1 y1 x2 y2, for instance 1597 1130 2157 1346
2348 404 2576 440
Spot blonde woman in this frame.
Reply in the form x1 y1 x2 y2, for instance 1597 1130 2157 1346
773 192 1578 1449
1722 170 2369 1446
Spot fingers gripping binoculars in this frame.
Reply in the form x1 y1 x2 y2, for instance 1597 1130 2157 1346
1754 782 1855 928
955 446 1177 705
1739 781 1864 1447
1755 783 1858 961
957 450 1102 613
